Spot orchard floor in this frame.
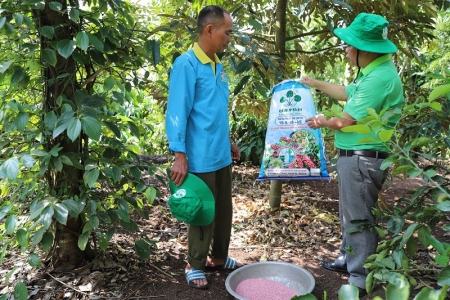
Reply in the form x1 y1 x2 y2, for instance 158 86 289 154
1 162 448 300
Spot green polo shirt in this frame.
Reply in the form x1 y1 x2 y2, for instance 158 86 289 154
335 54 404 152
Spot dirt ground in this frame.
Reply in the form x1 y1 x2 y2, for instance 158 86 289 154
0 162 446 300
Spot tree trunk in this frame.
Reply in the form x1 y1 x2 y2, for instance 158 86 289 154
39 0 87 267
269 180 283 210
269 0 288 209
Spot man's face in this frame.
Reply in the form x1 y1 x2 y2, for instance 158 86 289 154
211 13 233 53
345 45 358 66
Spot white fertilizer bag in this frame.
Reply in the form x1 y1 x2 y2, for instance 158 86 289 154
258 79 330 181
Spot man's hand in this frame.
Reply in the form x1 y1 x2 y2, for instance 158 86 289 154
231 143 240 161
170 152 188 186
306 114 326 129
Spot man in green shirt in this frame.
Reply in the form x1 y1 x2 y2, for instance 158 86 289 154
301 13 404 296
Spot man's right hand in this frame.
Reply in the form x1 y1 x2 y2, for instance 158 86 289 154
299 76 318 88
170 152 188 186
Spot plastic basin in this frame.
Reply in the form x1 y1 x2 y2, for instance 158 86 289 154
225 261 315 299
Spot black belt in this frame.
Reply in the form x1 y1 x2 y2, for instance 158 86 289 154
338 149 389 159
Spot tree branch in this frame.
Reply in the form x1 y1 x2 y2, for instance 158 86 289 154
81 61 111 88
285 45 338 54
286 29 330 41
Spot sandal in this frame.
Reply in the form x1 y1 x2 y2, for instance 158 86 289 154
205 257 242 271
185 268 209 289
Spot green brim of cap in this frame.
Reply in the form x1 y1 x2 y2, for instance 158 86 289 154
334 27 397 54
168 173 215 226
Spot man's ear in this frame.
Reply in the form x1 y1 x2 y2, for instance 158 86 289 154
205 24 214 36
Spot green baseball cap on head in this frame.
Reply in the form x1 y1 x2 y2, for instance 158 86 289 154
334 13 397 54
168 173 215 226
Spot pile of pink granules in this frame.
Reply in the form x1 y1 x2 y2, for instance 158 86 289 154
235 278 298 300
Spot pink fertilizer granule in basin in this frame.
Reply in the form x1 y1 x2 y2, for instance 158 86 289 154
235 278 298 300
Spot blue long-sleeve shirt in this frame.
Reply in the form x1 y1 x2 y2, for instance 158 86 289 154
165 43 232 173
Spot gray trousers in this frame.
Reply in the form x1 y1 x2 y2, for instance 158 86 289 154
334 155 387 289
187 165 233 270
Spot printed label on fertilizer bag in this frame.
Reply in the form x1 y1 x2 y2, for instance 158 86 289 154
258 80 330 181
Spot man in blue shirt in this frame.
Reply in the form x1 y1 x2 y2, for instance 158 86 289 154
165 5 241 289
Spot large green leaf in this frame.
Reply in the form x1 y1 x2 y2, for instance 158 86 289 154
417 226 431 247
400 223 419 248
438 266 450 286
67 118 81 141
145 187 157 205
1 157 19 180
41 232 54 252
97 232 109 251
145 39 161 66
16 229 28 248
413 287 444 300
233 75 250 95
104 121 121 138
135 239 152 260
63 198 85 217
40 206 54 230
0 16 6 29
0 60 13 73
13 14 23 26
78 231 90 251
28 253 42 267
429 84 450 101
426 236 445 254
0 204 12 220
10 68 26 86
112 166 122 182
340 124 371 134
57 39 77 59
13 282 28 300
0 294 8 300
87 33 104 51
84 168 99 187
76 31 89 51
53 111 74 138
120 219 139 231
128 121 140 138
337 284 359 300
378 129 394 142
81 116 101 141
88 49 106 65
30 199 51 220
5 215 18 234
31 227 46 245
387 215 405 234
435 201 450 212
88 215 99 229
385 275 410 300
104 76 115 91
49 1 62 10
69 8 80 22
38 26 55 38
53 203 68 225
116 209 130 222
235 59 252 74
15 112 29 131
410 137 433 148
42 48 57 66
130 166 141 181
428 101 442 111
4 23 14 35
